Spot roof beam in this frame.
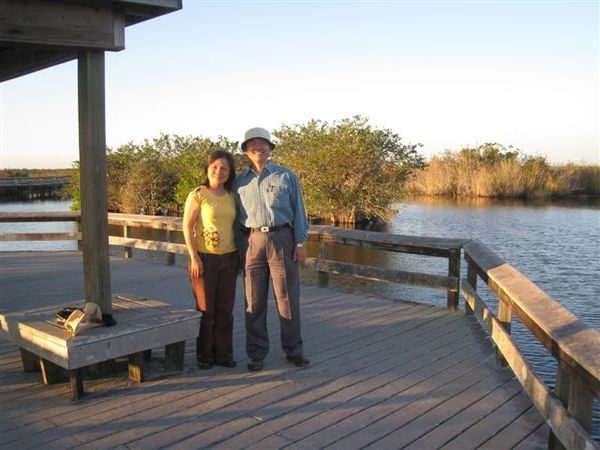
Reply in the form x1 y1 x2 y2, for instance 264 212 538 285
0 0 125 50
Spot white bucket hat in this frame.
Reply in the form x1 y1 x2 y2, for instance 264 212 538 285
241 127 276 151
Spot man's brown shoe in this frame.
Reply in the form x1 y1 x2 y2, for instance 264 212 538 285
247 358 263 371
287 354 310 367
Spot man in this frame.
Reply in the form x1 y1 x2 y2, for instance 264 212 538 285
236 127 309 371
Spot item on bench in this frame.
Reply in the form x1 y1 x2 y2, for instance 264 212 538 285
56 307 83 326
61 303 104 335
102 313 117 326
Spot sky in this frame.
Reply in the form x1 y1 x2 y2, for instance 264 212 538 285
0 0 598 169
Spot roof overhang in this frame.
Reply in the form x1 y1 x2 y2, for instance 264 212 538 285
0 0 182 82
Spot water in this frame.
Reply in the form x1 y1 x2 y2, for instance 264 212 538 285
0 199 77 252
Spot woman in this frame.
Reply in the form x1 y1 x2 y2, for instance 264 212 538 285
183 150 239 369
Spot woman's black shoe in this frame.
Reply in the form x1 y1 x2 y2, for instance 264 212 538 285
199 361 213 370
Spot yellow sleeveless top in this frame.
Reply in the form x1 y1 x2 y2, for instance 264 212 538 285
191 186 236 254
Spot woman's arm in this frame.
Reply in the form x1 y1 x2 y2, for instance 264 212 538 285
183 191 202 278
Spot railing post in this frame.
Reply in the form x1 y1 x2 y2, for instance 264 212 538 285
548 361 570 450
495 291 512 367
77 219 83 252
317 242 330 288
123 225 132 259
165 229 175 265
447 249 460 311
549 360 594 450
465 262 477 316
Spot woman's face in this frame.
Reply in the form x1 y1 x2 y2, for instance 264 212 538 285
207 157 231 188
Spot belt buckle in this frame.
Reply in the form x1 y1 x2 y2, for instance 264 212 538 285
260 226 270 232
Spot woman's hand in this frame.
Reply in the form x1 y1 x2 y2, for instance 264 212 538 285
189 256 203 278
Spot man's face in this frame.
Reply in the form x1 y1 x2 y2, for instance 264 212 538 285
245 138 272 165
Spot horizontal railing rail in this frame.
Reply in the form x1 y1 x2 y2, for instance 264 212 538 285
0 211 82 242
2 211 598 448
305 225 469 311
462 239 599 450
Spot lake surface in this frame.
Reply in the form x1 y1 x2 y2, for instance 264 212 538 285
0 199 77 252
2 197 599 437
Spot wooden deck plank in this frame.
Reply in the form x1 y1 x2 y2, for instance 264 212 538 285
390 375 523 449
0 252 550 449
440 390 542 450
479 406 549 450
51 302 460 446
136 318 478 450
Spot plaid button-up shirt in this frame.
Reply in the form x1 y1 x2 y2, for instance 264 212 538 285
235 162 309 243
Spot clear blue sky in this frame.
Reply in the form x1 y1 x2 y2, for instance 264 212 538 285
1 0 598 168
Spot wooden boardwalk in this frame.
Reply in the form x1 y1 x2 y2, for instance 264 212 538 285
0 252 548 449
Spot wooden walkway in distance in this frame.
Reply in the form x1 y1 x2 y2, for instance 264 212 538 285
0 252 548 449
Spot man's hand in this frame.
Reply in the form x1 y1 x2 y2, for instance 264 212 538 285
293 246 306 264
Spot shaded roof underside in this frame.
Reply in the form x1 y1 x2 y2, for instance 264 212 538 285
0 0 181 82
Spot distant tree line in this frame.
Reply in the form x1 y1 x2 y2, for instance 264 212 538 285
405 143 600 198
65 120 598 223
69 116 425 224
0 168 75 178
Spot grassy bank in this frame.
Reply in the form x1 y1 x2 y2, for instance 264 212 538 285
406 145 600 198
0 168 75 178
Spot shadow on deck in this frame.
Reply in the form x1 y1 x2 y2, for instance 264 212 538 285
0 252 548 449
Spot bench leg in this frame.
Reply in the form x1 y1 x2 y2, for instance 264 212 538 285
20 348 40 372
40 358 67 384
128 352 145 382
165 341 185 371
69 369 84 401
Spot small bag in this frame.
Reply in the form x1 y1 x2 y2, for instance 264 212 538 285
56 307 82 326
56 303 103 335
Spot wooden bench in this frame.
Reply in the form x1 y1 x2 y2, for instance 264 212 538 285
0 294 201 400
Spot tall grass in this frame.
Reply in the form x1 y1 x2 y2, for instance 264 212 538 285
406 145 600 198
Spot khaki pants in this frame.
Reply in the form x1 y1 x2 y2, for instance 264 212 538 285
242 226 303 361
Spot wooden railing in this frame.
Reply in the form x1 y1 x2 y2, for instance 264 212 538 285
1 211 599 448
462 240 599 450
303 225 468 311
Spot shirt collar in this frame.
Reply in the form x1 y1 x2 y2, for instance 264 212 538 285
243 161 274 177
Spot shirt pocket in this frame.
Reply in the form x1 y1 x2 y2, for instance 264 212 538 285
266 185 289 206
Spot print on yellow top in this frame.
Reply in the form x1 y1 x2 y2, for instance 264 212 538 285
192 186 236 255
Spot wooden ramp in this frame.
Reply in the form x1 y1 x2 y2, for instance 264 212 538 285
0 252 548 449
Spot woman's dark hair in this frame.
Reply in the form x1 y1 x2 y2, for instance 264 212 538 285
203 149 236 192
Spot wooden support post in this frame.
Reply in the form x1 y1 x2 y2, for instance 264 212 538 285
495 292 512 367
40 358 67 384
317 243 330 288
77 220 83 252
69 369 84 401
447 249 460 311
567 372 594 432
20 348 40 372
78 50 112 314
549 361 570 450
85 359 116 377
128 351 145 382
165 341 185 371
124 225 132 259
465 264 477 316
165 229 175 265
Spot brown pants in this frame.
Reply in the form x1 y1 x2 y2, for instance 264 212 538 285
190 251 239 364
242 226 303 361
